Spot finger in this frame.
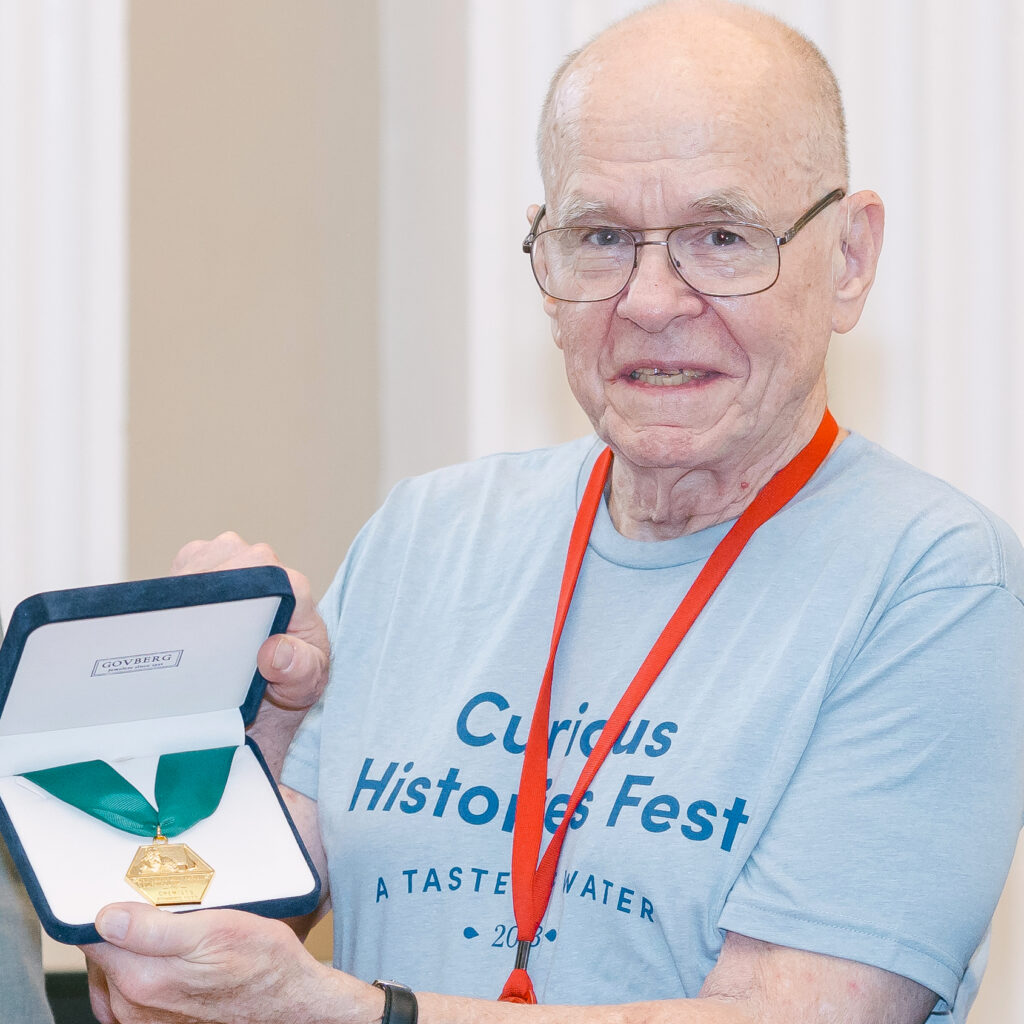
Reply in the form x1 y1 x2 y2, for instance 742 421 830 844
196 541 284 573
171 544 325 652
93 902 215 958
174 538 286 575
171 531 253 574
263 565 324 644
257 634 330 710
84 957 116 1024
169 532 329 710
105 980 147 1024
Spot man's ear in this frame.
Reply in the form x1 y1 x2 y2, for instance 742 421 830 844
526 203 561 334
832 190 884 335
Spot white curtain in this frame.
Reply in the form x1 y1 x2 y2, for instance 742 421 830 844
0 0 126 622
0 0 126 976
380 2 1024 1019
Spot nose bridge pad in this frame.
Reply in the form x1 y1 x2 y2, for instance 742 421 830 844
630 238 691 293
632 238 669 273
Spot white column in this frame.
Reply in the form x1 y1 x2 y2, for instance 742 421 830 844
380 0 649 486
464 0 648 460
0 0 126 619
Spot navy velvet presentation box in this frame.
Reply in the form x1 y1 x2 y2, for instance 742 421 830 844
0 567 321 943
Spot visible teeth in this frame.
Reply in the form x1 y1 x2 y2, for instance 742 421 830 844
629 368 709 386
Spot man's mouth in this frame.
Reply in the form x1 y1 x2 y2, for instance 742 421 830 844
628 367 712 386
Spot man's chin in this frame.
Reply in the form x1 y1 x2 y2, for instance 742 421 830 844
600 423 724 472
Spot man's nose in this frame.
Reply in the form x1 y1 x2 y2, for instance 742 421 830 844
615 238 706 330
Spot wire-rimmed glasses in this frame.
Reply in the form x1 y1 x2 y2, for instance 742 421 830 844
522 189 845 301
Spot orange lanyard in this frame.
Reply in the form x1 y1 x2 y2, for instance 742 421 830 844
499 410 839 1004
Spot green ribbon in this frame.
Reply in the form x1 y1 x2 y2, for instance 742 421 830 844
22 746 236 839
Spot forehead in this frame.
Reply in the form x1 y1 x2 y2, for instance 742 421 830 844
553 112 786 226
546 17 822 222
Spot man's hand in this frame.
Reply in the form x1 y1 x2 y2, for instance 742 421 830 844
171 532 330 713
82 903 938 1024
84 902 382 1024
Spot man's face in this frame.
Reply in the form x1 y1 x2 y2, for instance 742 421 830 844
542 34 847 477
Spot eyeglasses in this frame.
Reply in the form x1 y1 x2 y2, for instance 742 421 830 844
522 189 845 301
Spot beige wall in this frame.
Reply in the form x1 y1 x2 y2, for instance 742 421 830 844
128 0 379 962
128 0 379 601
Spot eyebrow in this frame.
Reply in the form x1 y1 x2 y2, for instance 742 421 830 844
687 190 769 225
551 188 771 230
551 195 611 226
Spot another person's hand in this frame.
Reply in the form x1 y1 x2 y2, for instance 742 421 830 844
171 532 329 712
84 902 380 1024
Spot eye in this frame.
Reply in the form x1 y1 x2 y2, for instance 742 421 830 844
708 228 742 247
582 227 627 247
673 223 757 254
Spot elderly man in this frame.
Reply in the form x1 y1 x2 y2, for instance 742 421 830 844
85 2 1024 1023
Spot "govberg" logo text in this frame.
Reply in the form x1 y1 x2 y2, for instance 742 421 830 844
91 650 183 677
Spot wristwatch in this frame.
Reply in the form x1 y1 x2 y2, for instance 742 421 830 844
372 979 418 1024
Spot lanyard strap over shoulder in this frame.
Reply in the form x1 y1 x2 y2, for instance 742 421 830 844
500 410 839 1004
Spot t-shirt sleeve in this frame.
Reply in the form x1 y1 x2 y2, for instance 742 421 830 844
719 581 1024 1007
280 697 324 801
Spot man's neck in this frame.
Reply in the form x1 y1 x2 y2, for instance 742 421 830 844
606 406 844 541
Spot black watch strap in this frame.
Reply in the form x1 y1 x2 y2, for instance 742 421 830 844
372 980 418 1024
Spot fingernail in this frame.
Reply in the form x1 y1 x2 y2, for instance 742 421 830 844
96 908 130 942
271 637 295 672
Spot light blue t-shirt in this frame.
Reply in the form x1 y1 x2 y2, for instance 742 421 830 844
283 434 1024 1019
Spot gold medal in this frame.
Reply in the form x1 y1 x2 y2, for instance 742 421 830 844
124 828 214 906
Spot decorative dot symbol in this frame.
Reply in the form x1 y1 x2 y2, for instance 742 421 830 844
544 929 557 942
463 927 479 939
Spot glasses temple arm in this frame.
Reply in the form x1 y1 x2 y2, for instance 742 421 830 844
523 203 547 253
776 188 846 246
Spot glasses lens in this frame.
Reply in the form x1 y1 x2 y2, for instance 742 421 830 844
667 222 779 297
531 227 635 301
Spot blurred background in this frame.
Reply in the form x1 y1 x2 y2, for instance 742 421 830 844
1 0 1021 1020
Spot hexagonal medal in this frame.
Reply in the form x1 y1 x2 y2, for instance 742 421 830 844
125 840 214 906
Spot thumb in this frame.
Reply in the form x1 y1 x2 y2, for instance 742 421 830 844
95 902 205 957
257 633 328 710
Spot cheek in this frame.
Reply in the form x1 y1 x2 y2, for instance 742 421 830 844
554 306 604 367
783 251 838 340
554 309 613 402
721 291 831 384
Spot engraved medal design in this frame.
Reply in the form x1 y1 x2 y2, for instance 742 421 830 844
125 828 215 906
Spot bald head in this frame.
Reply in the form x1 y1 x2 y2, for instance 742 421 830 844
538 0 848 210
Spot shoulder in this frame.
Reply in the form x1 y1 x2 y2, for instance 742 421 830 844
805 433 1024 600
320 438 600 614
371 436 600 537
